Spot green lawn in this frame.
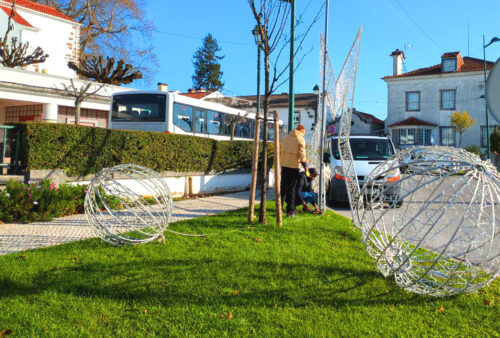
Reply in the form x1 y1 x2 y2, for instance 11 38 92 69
0 204 498 336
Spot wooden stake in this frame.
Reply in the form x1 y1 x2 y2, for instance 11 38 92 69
248 112 261 223
273 111 282 227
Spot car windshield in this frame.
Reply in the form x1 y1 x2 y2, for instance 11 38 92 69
333 138 394 160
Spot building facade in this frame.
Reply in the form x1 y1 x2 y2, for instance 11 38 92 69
0 0 134 127
384 50 495 151
331 108 385 136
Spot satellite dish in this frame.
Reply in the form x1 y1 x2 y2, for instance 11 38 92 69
486 58 500 123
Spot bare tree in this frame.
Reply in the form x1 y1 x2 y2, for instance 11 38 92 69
59 79 105 125
0 0 48 67
225 113 251 141
68 56 142 85
34 0 156 81
248 0 322 224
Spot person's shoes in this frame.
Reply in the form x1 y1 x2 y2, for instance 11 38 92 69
286 211 297 218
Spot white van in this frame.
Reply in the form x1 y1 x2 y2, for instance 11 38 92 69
324 135 402 205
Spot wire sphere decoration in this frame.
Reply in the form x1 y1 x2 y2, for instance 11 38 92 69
84 163 173 246
353 146 500 297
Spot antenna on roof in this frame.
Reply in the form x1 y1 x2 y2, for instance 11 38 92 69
403 43 412 73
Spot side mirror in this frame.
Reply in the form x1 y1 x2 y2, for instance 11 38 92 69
323 152 331 163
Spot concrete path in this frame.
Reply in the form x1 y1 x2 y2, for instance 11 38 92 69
0 190 280 255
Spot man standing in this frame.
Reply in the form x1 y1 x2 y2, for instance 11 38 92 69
280 124 309 217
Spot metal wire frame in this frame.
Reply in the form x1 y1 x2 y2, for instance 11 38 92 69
84 163 173 246
341 142 500 296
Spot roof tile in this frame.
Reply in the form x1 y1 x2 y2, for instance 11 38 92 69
383 56 494 80
388 117 437 128
1 0 75 23
0 5 33 27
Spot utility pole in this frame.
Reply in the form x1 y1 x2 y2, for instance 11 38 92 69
288 0 295 132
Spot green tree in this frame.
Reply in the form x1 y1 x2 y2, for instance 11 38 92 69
192 34 224 91
450 110 475 147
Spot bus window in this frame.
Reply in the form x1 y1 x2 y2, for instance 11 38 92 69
268 123 275 141
195 109 206 134
111 94 166 122
207 110 223 135
173 103 193 132
235 118 254 139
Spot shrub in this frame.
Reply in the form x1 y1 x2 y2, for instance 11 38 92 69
0 179 122 223
17 123 273 176
490 126 500 154
464 145 481 156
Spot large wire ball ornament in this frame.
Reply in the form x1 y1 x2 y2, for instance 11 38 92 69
355 146 500 296
84 163 173 246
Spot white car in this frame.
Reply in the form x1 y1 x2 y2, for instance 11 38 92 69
324 135 402 206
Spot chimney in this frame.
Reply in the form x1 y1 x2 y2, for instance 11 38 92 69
198 88 206 93
188 89 196 93
157 83 168 92
390 49 405 76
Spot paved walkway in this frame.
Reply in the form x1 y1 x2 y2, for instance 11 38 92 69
0 190 279 255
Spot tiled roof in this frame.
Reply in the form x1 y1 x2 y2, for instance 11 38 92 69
442 52 460 58
180 92 213 99
0 5 33 27
383 56 494 80
388 117 437 128
1 0 75 22
357 111 384 125
237 93 318 109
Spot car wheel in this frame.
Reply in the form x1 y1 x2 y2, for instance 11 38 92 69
395 199 403 208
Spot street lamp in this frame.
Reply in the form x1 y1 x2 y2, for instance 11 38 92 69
483 35 500 159
252 25 262 118
248 25 263 223
280 0 295 132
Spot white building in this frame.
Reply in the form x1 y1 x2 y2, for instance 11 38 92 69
331 108 385 136
383 50 495 151
0 0 134 127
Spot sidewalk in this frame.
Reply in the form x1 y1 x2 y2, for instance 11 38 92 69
0 190 276 255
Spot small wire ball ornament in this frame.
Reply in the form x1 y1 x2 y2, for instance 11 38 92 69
351 147 500 297
84 163 173 246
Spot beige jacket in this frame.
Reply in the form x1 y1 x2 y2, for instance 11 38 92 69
280 129 307 169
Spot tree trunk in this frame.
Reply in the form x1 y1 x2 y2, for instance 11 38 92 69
230 124 236 141
259 54 271 224
248 111 261 223
273 110 282 227
75 99 82 125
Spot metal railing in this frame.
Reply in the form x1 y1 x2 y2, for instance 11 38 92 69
0 125 21 175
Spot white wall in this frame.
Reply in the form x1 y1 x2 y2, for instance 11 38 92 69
275 107 317 142
71 172 276 198
0 3 80 78
385 71 491 148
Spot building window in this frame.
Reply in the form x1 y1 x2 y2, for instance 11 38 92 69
293 111 300 124
442 58 457 72
405 92 420 111
399 128 415 145
440 90 456 110
481 125 500 147
417 129 432 145
440 127 456 146
393 128 432 146
392 129 399 145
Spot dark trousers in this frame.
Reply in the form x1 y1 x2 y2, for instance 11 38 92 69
281 167 300 213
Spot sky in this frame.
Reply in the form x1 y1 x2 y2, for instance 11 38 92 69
135 0 500 121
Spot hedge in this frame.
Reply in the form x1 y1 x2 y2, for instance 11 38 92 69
17 123 274 177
